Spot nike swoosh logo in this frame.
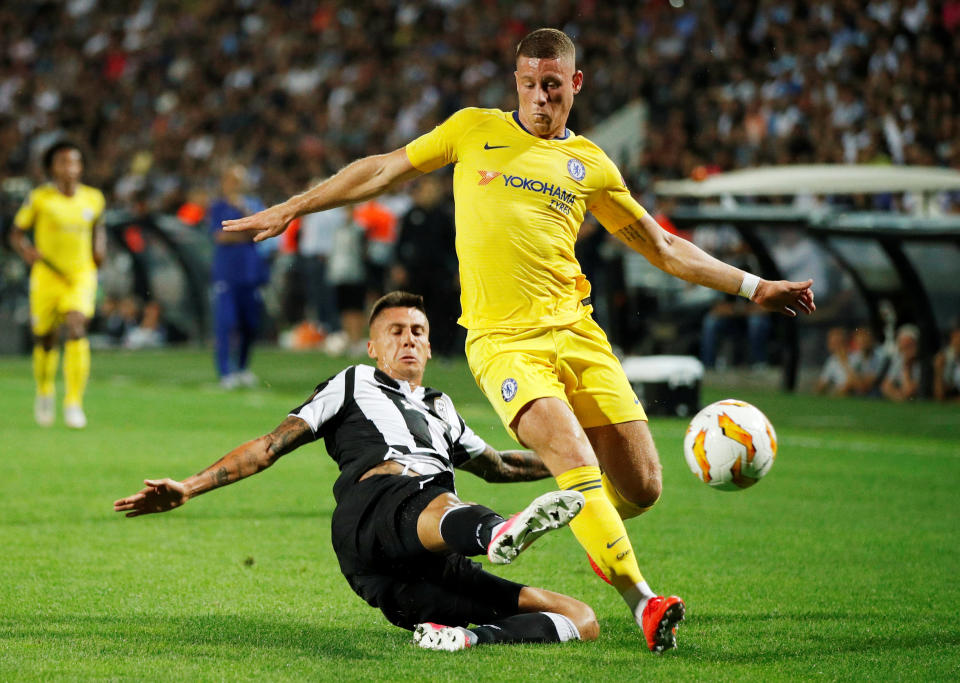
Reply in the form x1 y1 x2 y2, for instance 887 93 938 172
484 143 509 150
606 536 625 549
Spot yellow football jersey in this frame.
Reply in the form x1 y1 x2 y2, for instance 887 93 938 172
14 183 105 275
405 107 646 329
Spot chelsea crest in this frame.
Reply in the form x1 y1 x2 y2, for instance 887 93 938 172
501 378 518 402
567 158 585 181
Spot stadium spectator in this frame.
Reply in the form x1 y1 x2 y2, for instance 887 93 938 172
208 164 266 389
815 326 855 396
114 291 598 651
848 326 889 396
933 324 960 401
353 198 404 304
98 295 140 347
222 27 816 652
881 324 922 401
297 202 341 335
123 299 167 350
324 209 367 356
392 175 460 356
700 298 773 371
9 139 105 429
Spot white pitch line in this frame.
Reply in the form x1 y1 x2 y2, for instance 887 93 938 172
788 435 958 459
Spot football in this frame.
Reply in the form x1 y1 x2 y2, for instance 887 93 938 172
682 399 778 490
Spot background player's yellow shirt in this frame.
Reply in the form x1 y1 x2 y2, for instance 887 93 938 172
406 107 647 329
13 184 105 275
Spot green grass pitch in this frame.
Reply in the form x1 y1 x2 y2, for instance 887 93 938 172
1 348 958 681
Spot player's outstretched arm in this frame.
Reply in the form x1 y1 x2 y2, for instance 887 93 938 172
614 214 816 317
222 148 423 243
459 446 552 483
112 416 314 517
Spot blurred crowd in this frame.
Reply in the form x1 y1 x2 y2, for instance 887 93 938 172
2 0 958 210
816 322 960 402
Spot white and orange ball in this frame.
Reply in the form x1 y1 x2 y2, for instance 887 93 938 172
682 399 778 491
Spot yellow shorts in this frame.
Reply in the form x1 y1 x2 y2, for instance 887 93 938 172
465 315 647 440
29 266 97 335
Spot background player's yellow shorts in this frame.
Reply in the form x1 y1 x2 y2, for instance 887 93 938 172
465 315 648 440
29 266 97 335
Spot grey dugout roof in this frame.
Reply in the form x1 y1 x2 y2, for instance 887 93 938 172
654 164 960 198
653 165 960 395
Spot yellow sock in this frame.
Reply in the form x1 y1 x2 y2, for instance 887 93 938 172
602 473 659 520
33 345 60 396
556 465 645 592
64 338 90 406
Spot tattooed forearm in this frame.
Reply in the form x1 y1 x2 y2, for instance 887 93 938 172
183 417 311 499
616 223 647 244
460 447 550 482
497 450 551 481
265 417 313 458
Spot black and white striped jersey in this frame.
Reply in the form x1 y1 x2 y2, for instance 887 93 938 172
290 364 489 502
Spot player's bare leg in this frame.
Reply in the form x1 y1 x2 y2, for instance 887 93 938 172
586 420 662 518
62 311 90 429
513 397 683 651
414 581 597 651
516 586 598 641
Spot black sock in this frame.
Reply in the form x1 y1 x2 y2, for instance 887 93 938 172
472 613 573 644
438 505 503 556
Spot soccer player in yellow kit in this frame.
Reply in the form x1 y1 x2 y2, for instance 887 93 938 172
10 141 106 429
224 28 816 651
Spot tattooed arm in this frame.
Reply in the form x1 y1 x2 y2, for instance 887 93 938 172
458 445 551 483
614 213 815 317
113 416 314 517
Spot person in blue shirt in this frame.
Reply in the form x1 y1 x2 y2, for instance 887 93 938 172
208 164 267 389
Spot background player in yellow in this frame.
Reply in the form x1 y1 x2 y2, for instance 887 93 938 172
10 140 106 429
222 28 816 651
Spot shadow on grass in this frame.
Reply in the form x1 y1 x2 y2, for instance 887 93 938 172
3 508 333 527
2 614 392 660
582 611 960 666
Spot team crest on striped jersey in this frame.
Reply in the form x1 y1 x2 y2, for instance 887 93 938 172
477 170 501 185
433 397 448 420
501 378 518 402
567 158 585 181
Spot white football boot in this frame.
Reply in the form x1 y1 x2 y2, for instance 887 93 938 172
413 623 471 651
64 404 87 429
487 490 585 565
34 394 55 427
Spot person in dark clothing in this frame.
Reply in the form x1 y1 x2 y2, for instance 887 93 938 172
392 176 461 356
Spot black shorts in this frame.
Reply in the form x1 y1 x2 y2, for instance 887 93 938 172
334 284 365 312
331 472 525 630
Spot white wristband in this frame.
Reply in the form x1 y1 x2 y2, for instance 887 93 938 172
738 273 760 300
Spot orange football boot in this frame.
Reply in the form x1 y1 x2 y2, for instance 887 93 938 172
641 595 685 652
